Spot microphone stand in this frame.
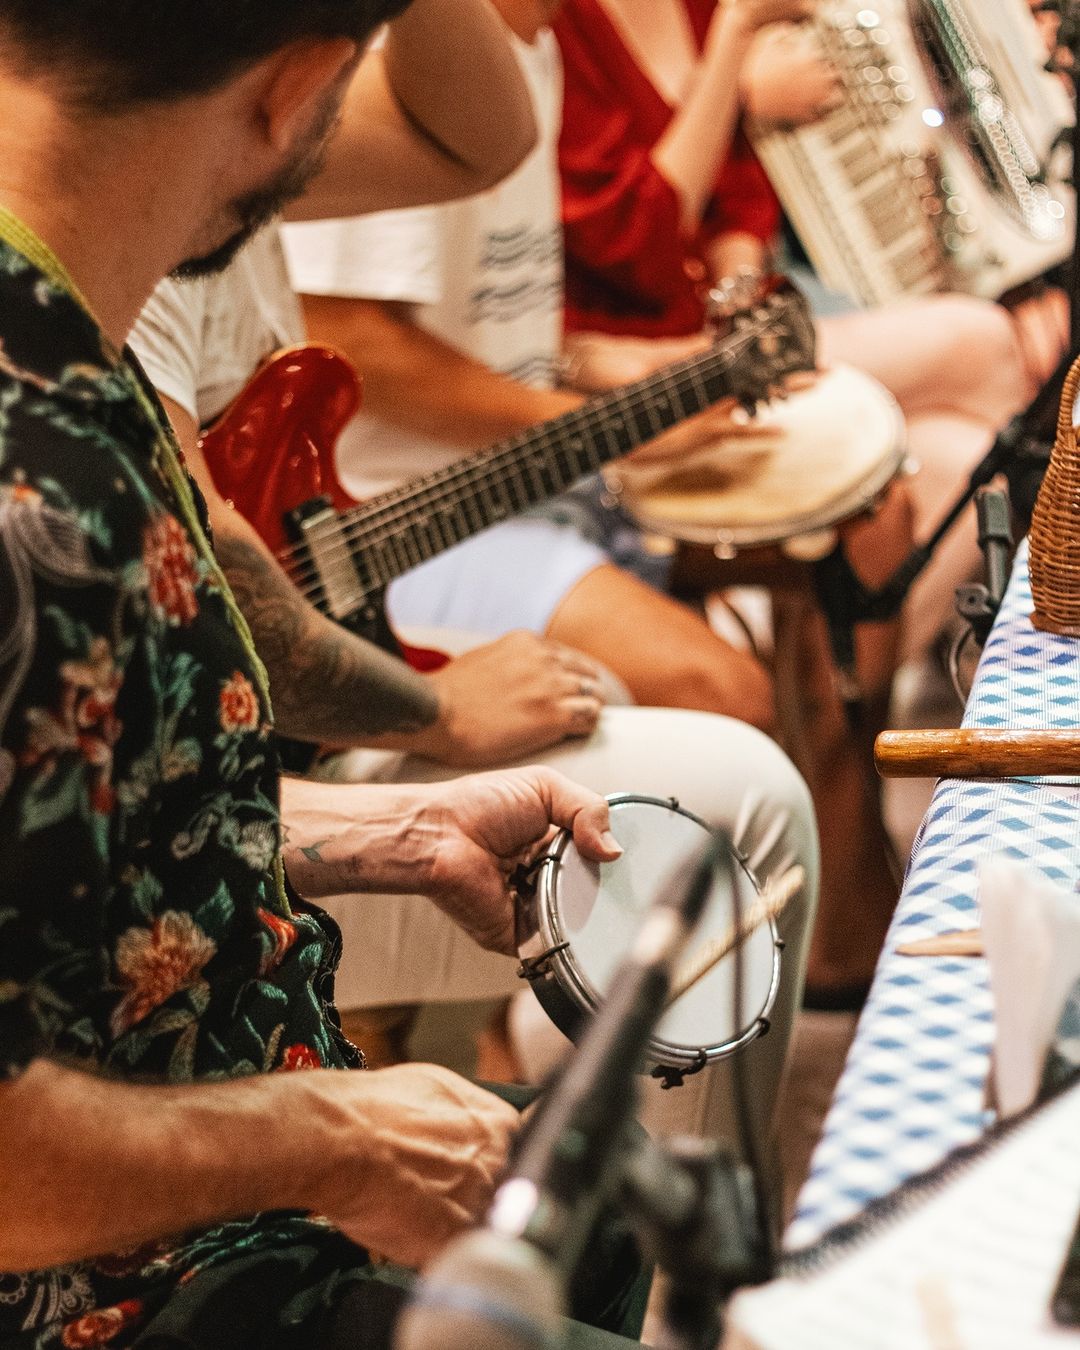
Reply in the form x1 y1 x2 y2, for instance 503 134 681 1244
619 1134 770 1350
396 831 773 1350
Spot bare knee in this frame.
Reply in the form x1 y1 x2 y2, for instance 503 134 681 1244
918 295 1024 407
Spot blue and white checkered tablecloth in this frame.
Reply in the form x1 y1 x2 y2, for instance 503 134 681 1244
786 538 1080 1251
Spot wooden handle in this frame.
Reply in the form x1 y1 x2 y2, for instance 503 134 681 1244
875 729 1080 778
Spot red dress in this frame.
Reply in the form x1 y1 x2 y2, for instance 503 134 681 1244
553 0 779 338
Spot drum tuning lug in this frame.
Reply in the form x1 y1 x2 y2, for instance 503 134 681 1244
652 1049 708 1090
756 1016 772 1038
667 796 680 811
776 938 786 952
517 941 571 983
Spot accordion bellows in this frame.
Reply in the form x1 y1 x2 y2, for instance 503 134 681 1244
1029 354 1080 637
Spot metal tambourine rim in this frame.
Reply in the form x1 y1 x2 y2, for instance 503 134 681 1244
522 793 784 1072
607 376 908 551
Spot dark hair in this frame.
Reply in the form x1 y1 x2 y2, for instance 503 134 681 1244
0 0 412 109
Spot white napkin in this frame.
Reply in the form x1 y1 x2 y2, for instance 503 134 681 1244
980 857 1080 1118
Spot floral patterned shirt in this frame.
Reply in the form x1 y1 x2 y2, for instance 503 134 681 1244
0 239 360 1347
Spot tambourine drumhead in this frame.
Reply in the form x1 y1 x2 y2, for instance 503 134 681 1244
607 364 906 550
516 796 781 1073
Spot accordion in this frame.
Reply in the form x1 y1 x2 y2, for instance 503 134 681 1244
751 0 1074 307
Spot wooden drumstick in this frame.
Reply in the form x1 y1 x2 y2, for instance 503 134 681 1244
667 864 804 1005
875 729 1080 779
896 929 984 957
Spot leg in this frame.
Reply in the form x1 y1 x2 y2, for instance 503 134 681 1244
545 564 776 731
820 293 1067 660
818 294 1029 427
900 412 996 661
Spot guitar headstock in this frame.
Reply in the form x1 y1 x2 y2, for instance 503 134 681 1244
706 273 817 410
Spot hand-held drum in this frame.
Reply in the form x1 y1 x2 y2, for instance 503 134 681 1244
515 795 782 1086
605 364 906 558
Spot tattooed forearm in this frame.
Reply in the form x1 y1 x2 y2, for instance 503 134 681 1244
214 524 438 743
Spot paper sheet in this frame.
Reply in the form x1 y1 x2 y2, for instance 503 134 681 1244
979 859 1080 1118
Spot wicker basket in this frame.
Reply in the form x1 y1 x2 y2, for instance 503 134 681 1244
1029 352 1080 636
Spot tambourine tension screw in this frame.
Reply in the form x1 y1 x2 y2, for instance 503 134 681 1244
517 941 571 983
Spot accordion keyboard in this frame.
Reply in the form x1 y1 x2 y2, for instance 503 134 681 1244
752 0 1073 307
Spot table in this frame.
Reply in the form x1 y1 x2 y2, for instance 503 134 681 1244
786 538 1080 1251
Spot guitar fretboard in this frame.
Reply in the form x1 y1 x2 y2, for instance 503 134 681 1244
299 296 809 607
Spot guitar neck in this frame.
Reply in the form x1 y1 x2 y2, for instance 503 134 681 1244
337 324 771 601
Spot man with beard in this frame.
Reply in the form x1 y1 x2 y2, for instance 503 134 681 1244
0 2 650 1345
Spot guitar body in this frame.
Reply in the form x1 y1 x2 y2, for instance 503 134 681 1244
198 344 449 671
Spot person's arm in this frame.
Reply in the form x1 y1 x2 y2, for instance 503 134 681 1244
0 759 617 1272
298 295 581 446
299 296 765 470
281 763 622 954
290 0 537 220
161 396 603 760
554 0 812 309
0 1056 518 1274
651 0 817 230
159 395 441 746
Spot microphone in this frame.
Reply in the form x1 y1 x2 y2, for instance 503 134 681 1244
396 1229 564 1350
395 828 731 1350
954 486 1013 645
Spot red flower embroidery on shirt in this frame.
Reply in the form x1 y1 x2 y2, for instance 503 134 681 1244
20 636 122 814
110 911 217 1037
94 1238 175 1279
218 671 260 734
257 907 298 975
280 1043 322 1071
61 1299 143 1348
143 513 198 626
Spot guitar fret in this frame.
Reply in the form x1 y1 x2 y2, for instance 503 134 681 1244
367 539 394 591
328 289 810 601
492 473 513 522
522 452 543 507
560 433 585 483
503 449 532 513
386 530 410 577
436 504 461 549
534 432 562 488
420 502 446 557
659 369 688 428
461 484 484 536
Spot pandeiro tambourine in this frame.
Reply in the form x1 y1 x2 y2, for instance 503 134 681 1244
514 794 783 1085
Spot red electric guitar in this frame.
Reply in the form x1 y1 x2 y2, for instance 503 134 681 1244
199 277 816 667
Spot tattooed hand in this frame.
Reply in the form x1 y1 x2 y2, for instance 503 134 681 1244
280 766 621 954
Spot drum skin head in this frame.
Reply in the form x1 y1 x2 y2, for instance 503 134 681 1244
531 797 778 1067
609 364 906 549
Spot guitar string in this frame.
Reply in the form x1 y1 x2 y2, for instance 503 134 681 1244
282 349 745 606
278 339 732 578
277 324 789 603
287 324 762 565
282 346 766 608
